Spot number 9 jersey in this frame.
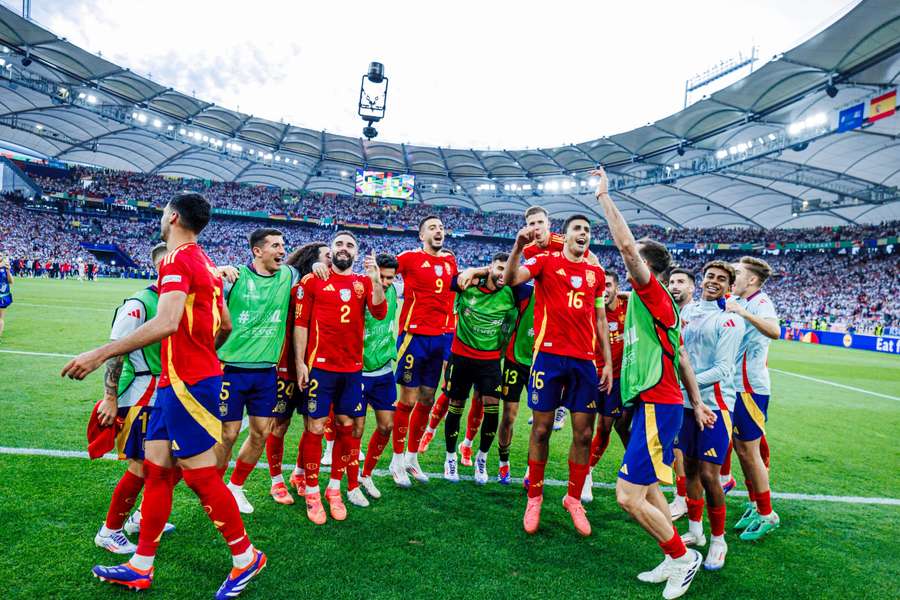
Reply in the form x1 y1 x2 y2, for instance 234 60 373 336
395 249 458 336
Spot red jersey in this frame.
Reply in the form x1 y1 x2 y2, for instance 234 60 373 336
157 242 224 387
632 276 682 405
525 251 605 361
295 271 387 372
596 295 628 378
396 249 458 336
276 281 301 382
523 233 565 260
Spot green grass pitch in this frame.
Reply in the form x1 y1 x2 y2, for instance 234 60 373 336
0 277 898 599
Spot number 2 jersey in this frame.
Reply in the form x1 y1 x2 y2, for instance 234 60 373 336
295 271 387 372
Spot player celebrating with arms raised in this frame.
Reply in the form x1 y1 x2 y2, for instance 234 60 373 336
504 214 613 537
592 167 713 600
293 231 386 524
726 256 781 541
62 192 265 599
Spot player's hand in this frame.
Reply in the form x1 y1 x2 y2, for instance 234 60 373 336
724 300 747 317
694 403 717 431
599 363 613 394
61 348 105 380
364 251 379 283
217 265 240 284
589 166 610 198
457 267 481 290
514 226 536 250
312 261 330 280
296 363 310 390
98 394 118 427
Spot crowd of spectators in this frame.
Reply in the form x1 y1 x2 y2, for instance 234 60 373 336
2 194 896 334
24 163 899 243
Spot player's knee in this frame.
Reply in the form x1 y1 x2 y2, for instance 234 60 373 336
531 423 551 443
699 468 719 490
616 485 638 514
377 423 393 436
307 421 326 436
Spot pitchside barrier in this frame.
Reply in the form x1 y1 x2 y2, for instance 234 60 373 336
781 327 900 355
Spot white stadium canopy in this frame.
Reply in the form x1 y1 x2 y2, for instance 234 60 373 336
0 0 898 229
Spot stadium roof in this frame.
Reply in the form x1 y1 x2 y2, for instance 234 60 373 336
0 0 898 229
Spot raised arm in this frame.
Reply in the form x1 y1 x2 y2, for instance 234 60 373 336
725 299 780 339
504 226 537 286
591 167 651 287
364 251 387 317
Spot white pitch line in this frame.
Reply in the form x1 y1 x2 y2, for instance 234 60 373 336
13 302 110 312
771 368 900 402
0 349 76 358
2 445 898 507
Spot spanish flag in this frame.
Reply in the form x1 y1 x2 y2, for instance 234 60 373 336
868 89 896 123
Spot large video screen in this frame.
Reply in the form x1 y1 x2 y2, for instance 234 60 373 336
355 169 414 200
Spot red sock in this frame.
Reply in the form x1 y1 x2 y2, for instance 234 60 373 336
527 459 546 498
170 466 183 487
362 429 390 477
465 394 485 441
302 431 324 489
229 459 255 487
708 504 726 536
135 461 174 557
589 427 611 467
216 466 227 480
566 460 589 500
429 393 450 429
407 402 430 453
346 435 362 491
760 435 770 469
686 497 705 522
721 441 733 477
330 424 352 484
182 466 251 556
105 470 144 530
266 434 284 478
296 433 306 470
676 475 687 498
745 478 756 503
755 489 773 516
324 409 336 443
393 403 412 454
659 526 687 559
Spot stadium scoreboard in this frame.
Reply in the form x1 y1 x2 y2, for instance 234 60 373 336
355 169 414 200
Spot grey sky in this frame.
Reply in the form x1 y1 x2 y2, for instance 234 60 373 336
17 0 856 149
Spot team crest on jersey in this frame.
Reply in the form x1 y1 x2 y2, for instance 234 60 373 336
296 286 304 300
585 270 596 287
524 258 537 266
444 262 451 274
353 281 365 298
609 321 619 332
340 288 352 302
435 265 443 276
570 275 583 289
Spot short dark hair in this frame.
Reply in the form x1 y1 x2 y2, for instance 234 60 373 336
669 267 696 282
524 206 548 219
703 260 736 285
168 192 211 233
492 251 510 263
150 242 168 265
562 214 591 233
376 253 399 270
606 270 619 284
636 237 672 276
331 229 358 244
249 228 283 250
285 242 327 276
418 215 442 232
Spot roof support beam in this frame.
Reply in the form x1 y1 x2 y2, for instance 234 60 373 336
659 183 764 228
609 190 682 228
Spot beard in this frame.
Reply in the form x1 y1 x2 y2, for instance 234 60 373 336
333 252 353 270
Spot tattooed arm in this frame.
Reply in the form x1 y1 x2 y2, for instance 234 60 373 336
98 356 124 426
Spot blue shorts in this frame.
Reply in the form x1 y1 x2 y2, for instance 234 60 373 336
733 392 769 441
676 408 732 465
220 366 277 421
395 333 445 390
527 352 598 414
115 405 154 460
306 368 364 419
363 371 397 412
147 376 223 458
600 378 623 417
0 292 11 309
272 377 299 419
442 332 454 362
619 401 683 485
